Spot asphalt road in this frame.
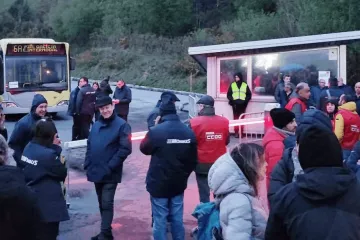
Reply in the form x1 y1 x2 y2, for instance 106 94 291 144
5 80 190 141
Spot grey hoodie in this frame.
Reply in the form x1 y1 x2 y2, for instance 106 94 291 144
208 153 267 240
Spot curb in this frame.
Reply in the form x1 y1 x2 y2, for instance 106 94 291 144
71 77 205 98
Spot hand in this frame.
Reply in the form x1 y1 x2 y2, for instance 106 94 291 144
53 133 62 145
357 160 360 166
112 99 120 104
154 116 161 125
0 114 5 130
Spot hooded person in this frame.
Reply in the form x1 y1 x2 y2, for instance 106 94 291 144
147 91 180 130
262 108 297 187
268 109 333 206
324 97 339 128
0 134 42 240
266 126 360 240
140 98 197 240
9 94 48 168
99 76 113 97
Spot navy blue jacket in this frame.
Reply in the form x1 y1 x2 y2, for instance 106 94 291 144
265 167 360 240
22 141 69 223
9 94 47 167
140 114 197 198
85 113 132 183
339 84 354 95
113 85 132 116
310 86 327 108
345 141 360 180
319 86 344 111
0 165 41 239
68 86 80 116
147 100 161 130
354 96 360 116
76 83 96 116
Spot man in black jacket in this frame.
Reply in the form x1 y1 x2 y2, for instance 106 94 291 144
140 97 197 240
266 125 360 240
113 79 132 122
68 79 81 140
76 77 96 140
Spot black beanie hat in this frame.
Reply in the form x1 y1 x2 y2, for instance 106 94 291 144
159 96 177 117
270 108 295 129
298 126 343 170
95 96 113 108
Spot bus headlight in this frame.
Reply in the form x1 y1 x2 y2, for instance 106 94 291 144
2 102 17 108
57 100 69 106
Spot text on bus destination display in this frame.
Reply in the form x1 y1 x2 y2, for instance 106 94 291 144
6 44 66 55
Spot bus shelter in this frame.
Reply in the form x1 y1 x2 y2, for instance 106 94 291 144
188 31 360 134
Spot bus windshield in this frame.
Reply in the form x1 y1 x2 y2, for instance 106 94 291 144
5 56 67 92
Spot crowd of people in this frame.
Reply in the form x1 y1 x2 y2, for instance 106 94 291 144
2 73 360 240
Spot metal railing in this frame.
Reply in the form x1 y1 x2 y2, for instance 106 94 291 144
188 95 200 119
238 111 265 144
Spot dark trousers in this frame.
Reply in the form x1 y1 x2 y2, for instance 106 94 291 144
232 104 246 134
72 114 81 141
36 222 59 240
79 114 93 140
117 113 128 122
95 183 118 238
195 173 210 203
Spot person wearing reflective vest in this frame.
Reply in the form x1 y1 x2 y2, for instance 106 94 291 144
227 72 252 138
334 95 360 160
285 82 311 125
189 95 230 203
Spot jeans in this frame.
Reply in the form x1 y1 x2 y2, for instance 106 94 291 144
195 173 210 203
151 193 185 240
343 149 352 161
95 183 118 238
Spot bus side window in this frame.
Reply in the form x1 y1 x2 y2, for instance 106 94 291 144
0 55 4 95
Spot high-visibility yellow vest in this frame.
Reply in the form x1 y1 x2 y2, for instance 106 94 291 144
231 82 248 100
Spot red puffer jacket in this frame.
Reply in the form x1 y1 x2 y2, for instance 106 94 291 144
262 127 286 188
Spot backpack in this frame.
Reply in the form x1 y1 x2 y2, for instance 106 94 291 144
192 201 223 240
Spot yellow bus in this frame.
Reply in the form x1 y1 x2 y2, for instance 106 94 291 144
0 38 75 115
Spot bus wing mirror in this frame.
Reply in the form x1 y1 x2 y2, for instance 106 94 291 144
70 57 76 71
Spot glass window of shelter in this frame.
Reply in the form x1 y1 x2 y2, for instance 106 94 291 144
218 48 339 97
251 48 339 96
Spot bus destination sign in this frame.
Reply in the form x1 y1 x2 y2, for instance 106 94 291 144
6 44 66 56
